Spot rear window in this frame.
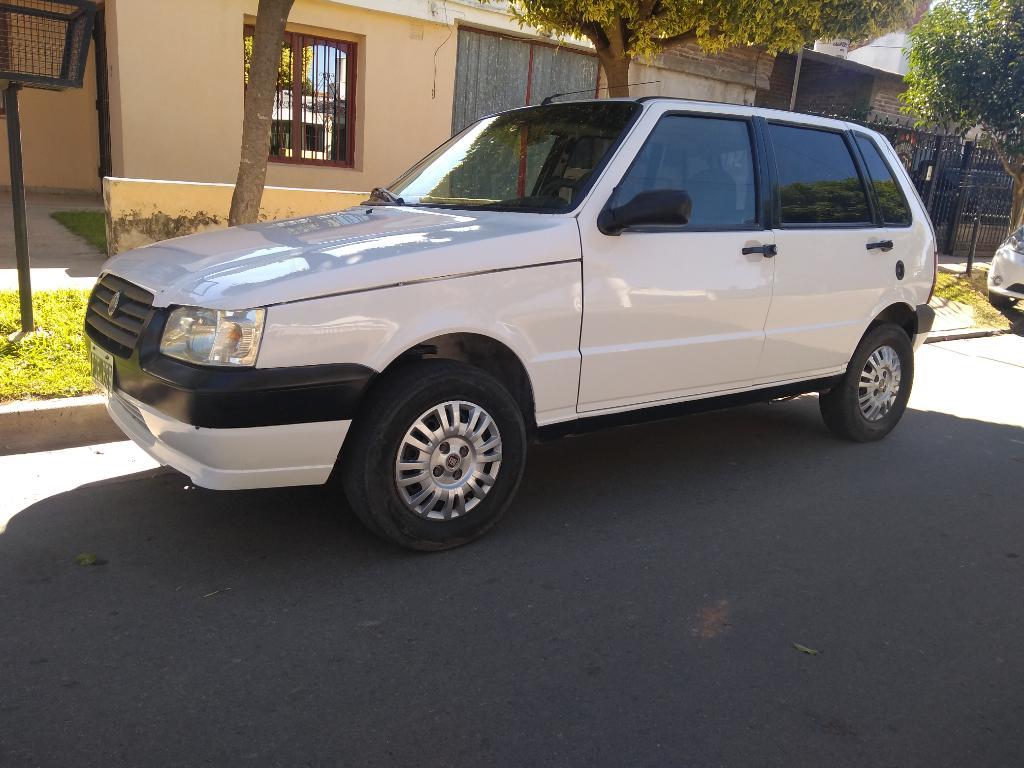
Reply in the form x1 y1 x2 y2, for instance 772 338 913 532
768 124 871 226
855 135 913 226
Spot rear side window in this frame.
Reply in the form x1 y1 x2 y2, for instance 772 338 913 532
768 124 870 226
614 115 757 229
855 135 913 226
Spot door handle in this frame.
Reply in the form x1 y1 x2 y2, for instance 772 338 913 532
742 244 777 258
866 240 894 252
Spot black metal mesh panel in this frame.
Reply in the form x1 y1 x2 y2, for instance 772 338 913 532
0 0 96 89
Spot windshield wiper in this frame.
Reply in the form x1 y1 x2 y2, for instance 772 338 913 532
363 187 405 206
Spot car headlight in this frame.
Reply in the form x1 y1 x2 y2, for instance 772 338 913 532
1007 228 1023 254
160 306 265 367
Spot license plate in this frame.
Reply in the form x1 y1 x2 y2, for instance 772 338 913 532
90 343 114 395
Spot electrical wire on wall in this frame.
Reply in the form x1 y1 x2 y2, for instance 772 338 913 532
432 0 453 99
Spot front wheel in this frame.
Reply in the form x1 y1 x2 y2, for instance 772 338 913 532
819 323 914 442
340 360 527 551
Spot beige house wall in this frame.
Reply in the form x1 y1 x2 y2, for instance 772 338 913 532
104 0 459 192
103 177 366 254
0 49 101 193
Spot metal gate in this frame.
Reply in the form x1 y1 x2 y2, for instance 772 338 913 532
870 123 1015 258
452 28 599 133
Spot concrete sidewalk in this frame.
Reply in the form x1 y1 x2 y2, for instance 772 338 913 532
0 190 105 291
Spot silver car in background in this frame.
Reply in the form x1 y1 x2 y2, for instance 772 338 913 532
989 225 1024 308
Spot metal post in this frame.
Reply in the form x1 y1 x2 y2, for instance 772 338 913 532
789 48 804 111
4 82 33 334
924 134 943 214
946 141 975 256
966 214 981 277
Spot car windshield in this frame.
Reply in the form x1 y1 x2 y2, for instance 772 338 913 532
388 102 640 213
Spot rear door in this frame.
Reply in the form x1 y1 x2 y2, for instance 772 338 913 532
757 120 894 382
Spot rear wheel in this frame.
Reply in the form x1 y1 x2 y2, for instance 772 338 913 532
341 360 527 551
989 290 1015 309
819 323 914 442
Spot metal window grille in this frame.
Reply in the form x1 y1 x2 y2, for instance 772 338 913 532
0 0 96 89
244 28 355 167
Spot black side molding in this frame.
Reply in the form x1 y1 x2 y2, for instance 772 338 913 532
538 376 842 441
916 304 935 337
118 358 376 429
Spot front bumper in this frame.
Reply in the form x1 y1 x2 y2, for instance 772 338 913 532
84 275 376 489
106 388 350 490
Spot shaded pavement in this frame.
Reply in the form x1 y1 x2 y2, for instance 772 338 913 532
0 191 105 291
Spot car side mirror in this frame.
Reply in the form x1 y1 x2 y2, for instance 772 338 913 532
597 189 692 235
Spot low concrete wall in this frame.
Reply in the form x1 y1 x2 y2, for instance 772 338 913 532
103 177 369 254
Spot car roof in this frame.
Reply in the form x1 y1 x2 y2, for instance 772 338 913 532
540 96 863 135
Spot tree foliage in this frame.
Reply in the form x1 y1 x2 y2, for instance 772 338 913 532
903 0 1024 227
505 0 915 95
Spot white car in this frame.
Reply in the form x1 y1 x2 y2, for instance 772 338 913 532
87 99 937 550
988 225 1024 308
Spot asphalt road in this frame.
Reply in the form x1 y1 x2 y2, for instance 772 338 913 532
2 337 1023 768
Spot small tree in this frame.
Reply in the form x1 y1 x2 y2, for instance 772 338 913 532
903 0 1024 229
229 0 295 227
504 0 915 97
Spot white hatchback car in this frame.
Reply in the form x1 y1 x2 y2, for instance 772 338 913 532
988 225 1024 308
87 99 937 549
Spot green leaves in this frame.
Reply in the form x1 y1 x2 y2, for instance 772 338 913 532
506 0 915 60
905 0 1024 158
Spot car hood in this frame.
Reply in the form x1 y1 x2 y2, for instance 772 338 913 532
102 206 581 309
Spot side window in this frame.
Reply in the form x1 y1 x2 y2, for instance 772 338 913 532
855 135 913 226
768 124 871 226
615 115 757 229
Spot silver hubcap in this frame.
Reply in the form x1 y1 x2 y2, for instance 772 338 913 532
394 400 502 520
858 345 902 422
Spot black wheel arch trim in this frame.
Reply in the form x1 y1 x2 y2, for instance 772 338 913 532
915 303 935 336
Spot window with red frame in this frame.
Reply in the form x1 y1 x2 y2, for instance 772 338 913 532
243 28 355 166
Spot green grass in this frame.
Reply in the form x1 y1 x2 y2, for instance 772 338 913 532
933 272 1011 330
51 210 107 253
0 289 95 402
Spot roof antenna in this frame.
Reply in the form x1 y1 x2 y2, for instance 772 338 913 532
540 81 661 106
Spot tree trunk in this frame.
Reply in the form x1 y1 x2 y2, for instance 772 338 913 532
598 51 632 98
1012 179 1024 230
228 0 294 227
995 149 1024 230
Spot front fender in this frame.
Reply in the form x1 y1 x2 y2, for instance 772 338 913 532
258 263 583 425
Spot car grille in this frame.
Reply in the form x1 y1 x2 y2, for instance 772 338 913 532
1006 283 1024 294
85 274 155 357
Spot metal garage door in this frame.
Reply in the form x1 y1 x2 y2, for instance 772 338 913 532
452 28 599 133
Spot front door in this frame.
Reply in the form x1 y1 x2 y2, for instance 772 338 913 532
577 111 775 412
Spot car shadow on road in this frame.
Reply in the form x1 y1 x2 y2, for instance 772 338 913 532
3 396 1022 579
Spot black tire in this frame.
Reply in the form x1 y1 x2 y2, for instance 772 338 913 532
340 359 528 551
819 323 914 442
989 290 1015 309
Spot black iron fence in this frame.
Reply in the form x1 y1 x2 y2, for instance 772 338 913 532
867 122 1015 258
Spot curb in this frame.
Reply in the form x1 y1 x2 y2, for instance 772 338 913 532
925 327 1006 344
0 395 124 455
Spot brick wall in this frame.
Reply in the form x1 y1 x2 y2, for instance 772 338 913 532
654 41 774 92
755 52 910 123
869 77 910 122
